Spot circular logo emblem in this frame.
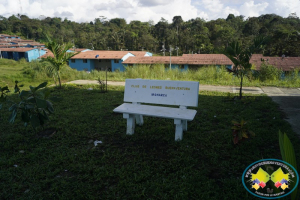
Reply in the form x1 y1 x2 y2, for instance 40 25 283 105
242 159 299 199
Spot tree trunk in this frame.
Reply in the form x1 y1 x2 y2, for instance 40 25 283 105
239 73 243 99
57 72 62 88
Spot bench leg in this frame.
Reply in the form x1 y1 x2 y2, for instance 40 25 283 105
132 102 144 126
183 120 187 131
179 106 188 131
174 119 183 141
123 114 135 135
135 115 144 126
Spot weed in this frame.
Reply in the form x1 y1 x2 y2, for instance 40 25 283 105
231 119 255 144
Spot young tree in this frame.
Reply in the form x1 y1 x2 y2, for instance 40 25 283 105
224 36 266 99
44 35 79 88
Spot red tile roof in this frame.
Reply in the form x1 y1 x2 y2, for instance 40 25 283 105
0 45 22 48
0 48 35 52
250 55 300 71
39 49 89 59
129 51 149 57
10 39 35 43
72 50 147 59
25 42 45 46
182 54 233 65
73 48 90 52
123 54 234 65
123 53 300 71
123 56 177 64
39 51 53 59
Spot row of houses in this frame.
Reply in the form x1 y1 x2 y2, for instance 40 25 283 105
67 51 232 71
0 34 45 48
0 34 47 61
67 50 300 72
1 34 300 72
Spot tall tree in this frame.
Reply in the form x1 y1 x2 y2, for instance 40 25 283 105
44 35 79 88
224 36 266 99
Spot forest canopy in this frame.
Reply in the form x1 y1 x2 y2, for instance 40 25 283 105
1 13 300 56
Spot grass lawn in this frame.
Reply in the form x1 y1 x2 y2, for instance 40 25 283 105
1 84 300 199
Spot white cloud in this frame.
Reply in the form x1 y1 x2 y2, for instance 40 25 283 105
240 1 269 17
95 1 134 10
54 11 74 18
202 0 224 13
138 0 171 7
0 0 300 24
195 0 240 20
267 0 300 18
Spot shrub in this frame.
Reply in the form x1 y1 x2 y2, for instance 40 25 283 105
258 63 282 81
9 82 60 131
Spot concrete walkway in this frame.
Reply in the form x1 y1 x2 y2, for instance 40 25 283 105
67 80 300 136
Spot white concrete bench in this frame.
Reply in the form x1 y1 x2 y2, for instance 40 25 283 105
113 79 199 141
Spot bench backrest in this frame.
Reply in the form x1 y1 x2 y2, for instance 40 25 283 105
124 79 199 107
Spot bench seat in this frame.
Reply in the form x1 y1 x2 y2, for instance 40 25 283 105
114 103 197 121
113 79 199 141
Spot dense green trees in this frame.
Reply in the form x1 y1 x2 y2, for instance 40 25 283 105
1 14 300 56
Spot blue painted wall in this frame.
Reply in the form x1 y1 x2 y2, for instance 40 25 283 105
69 59 95 71
1 51 12 59
112 60 126 71
13 51 23 60
0 49 46 61
70 59 126 72
26 49 46 62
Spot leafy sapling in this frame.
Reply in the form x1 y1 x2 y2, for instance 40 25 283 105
9 82 60 131
231 119 255 144
97 77 107 93
14 80 23 94
0 86 10 121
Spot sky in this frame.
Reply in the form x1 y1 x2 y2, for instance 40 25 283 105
0 0 300 24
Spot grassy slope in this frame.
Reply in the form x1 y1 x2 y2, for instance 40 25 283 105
0 60 23 86
0 84 299 199
1 58 300 89
0 59 52 88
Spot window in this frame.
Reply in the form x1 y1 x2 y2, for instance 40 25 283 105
98 59 102 62
83 59 87 63
114 59 119 63
105 59 110 62
71 59 75 63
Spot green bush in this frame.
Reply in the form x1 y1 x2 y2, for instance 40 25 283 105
258 63 282 81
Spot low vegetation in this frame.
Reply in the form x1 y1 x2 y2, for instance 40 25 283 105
1 83 300 199
0 59 299 89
